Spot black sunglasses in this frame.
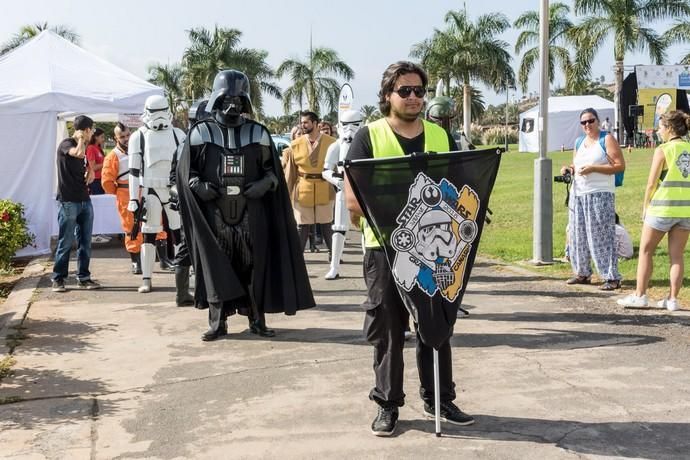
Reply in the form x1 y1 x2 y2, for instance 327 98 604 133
580 118 597 126
393 86 426 98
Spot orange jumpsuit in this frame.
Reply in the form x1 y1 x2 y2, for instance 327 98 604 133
102 147 165 253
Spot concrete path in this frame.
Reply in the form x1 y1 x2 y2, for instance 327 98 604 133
1 239 690 459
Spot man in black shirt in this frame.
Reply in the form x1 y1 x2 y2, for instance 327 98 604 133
51 115 101 292
345 61 473 437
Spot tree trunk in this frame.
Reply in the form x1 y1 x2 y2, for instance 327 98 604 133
463 83 471 139
614 60 624 144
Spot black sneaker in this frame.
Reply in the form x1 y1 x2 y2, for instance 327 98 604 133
51 279 66 293
371 406 398 437
424 401 475 426
77 279 102 290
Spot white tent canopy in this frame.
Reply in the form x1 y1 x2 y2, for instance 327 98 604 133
518 95 615 153
0 31 162 257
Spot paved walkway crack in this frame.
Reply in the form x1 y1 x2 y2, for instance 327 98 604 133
90 397 99 460
0 355 369 407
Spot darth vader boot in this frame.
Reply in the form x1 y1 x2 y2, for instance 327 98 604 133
248 311 275 337
175 266 194 307
202 302 228 341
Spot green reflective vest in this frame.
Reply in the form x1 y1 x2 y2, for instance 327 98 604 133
361 118 450 248
648 141 690 218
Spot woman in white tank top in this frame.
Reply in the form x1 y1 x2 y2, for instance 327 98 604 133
559 108 626 290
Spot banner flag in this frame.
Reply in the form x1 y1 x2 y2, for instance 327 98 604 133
345 148 502 349
338 83 354 119
638 88 675 130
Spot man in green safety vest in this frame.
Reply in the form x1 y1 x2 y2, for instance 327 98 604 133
345 61 474 437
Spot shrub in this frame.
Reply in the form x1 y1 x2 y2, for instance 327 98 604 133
0 200 35 272
483 126 519 146
469 123 484 146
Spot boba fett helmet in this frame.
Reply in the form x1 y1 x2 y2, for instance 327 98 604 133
426 96 456 121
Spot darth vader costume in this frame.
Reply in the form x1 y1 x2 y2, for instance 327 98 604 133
176 70 314 341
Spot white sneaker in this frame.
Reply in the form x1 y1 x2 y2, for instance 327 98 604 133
658 298 680 311
91 235 109 244
617 294 648 307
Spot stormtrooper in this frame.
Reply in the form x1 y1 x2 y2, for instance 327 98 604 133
322 109 363 280
176 70 314 341
127 95 187 294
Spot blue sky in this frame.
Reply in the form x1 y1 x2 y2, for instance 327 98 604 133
3 0 689 117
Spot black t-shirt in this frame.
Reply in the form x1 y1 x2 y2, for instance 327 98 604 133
56 138 90 202
347 124 458 161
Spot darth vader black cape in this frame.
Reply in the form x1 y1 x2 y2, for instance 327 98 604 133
176 121 314 315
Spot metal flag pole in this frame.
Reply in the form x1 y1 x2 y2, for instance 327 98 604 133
433 347 441 437
431 296 442 436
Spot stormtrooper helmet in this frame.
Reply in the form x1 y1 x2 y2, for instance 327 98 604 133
415 210 457 261
142 95 173 131
338 110 363 141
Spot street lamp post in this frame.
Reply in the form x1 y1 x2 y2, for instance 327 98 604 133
533 0 553 264
504 85 509 152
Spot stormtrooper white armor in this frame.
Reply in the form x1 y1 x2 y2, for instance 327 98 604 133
322 109 363 280
128 95 186 293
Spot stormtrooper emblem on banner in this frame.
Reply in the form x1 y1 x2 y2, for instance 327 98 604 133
390 172 480 302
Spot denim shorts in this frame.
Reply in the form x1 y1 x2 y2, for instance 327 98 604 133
644 215 690 232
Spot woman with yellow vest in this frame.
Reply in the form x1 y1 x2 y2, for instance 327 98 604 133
618 111 690 311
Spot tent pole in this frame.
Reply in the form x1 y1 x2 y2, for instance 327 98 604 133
434 347 441 437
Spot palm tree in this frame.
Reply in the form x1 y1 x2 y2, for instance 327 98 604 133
148 63 184 120
277 47 354 115
514 3 577 94
663 20 690 64
450 86 486 123
571 0 690 143
1 22 79 55
182 26 281 116
411 10 514 135
360 104 381 123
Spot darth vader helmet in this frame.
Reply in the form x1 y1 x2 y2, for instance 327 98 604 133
207 70 253 126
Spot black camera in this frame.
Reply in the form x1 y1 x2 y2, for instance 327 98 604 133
554 170 572 184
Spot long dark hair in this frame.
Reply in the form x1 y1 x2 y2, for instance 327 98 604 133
89 127 105 146
378 61 428 117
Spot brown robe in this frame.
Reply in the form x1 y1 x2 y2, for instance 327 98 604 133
283 134 336 224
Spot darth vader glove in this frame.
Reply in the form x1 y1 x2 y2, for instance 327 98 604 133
189 177 220 201
244 173 277 199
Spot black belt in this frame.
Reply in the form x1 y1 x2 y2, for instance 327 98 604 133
117 183 128 188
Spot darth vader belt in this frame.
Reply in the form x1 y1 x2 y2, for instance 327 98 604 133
225 186 241 195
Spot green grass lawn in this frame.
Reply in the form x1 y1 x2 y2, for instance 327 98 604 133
479 146 690 302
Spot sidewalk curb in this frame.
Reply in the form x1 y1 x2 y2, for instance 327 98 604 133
0 260 46 356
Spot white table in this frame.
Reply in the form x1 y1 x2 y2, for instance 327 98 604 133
51 194 122 236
